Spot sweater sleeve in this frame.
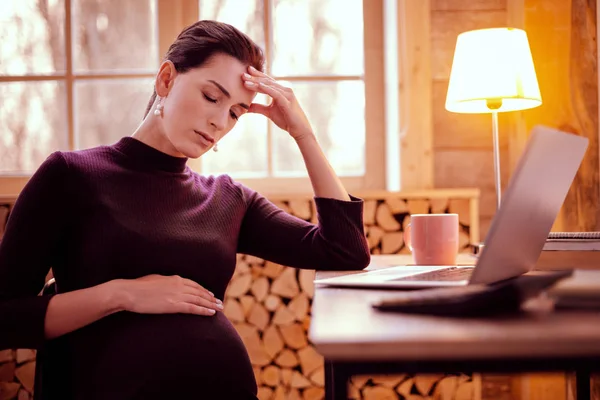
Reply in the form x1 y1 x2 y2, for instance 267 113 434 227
236 183 370 271
0 152 72 350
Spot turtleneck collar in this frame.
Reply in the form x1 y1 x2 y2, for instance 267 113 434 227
112 137 188 173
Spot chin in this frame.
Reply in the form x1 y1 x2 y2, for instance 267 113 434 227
177 143 208 159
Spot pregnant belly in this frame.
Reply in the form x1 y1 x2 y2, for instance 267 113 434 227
67 311 257 399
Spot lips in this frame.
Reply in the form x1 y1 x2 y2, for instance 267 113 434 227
194 130 215 143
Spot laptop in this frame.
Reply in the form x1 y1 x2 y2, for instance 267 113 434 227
314 125 589 289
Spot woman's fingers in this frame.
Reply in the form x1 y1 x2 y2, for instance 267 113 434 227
178 302 217 316
179 276 205 290
175 294 221 316
242 66 311 136
175 276 222 307
130 274 223 317
180 294 222 311
245 80 289 104
247 65 273 80
181 286 222 304
248 102 271 117
243 69 290 98
178 276 215 297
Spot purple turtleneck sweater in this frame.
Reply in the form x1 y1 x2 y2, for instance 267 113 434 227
0 137 370 399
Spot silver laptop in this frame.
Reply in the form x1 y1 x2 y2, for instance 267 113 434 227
314 125 589 289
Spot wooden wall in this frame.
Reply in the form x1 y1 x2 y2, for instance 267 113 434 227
515 0 600 232
430 0 511 238
431 0 600 237
431 0 600 236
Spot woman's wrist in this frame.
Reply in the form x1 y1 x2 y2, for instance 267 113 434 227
292 130 316 143
101 279 130 314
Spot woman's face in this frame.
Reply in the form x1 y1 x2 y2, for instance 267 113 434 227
157 53 257 158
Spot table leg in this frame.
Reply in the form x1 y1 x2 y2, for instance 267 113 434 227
576 369 591 400
324 359 349 400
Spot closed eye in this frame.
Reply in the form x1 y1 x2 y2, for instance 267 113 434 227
203 93 217 103
204 93 238 120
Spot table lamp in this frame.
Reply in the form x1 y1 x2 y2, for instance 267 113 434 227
445 27 542 209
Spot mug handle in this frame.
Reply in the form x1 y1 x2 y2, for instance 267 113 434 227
403 223 412 252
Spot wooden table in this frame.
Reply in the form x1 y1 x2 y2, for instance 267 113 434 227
309 255 600 400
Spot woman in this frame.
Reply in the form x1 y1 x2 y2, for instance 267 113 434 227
0 20 370 399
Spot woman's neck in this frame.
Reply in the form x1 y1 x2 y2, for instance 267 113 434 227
131 114 184 158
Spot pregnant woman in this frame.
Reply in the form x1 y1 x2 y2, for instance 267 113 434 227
0 20 370 399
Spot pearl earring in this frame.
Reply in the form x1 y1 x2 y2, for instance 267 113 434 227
153 101 163 116
213 143 219 152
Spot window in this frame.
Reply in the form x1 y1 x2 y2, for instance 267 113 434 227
0 0 385 195
0 0 159 193
196 0 385 193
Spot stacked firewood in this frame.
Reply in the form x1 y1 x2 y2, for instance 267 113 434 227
224 254 479 400
225 255 325 400
0 349 35 400
360 197 473 254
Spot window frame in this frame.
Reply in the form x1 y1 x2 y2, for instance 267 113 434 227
0 0 386 196
396 0 434 190
0 0 159 195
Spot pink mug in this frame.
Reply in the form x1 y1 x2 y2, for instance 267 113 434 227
403 213 459 265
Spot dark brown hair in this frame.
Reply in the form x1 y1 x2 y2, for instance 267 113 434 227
144 20 265 118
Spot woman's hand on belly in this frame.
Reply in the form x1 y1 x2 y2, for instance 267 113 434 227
109 274 224 316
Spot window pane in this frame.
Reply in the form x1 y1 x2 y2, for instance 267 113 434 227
73 0 158 72
271 0 363 76
272 81 365 177
201 94 268 177
75 79 154 149
199 0 265 51
0 0 65 75
0 81 68 173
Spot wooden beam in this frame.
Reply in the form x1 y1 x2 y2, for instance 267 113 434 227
398 0 434 190
363 0 386 190
157 0 199 59
0 177 29 198
506 0 528 176
432 0 507 11
264 187 480 202
507 0 524 28
566 0 599 231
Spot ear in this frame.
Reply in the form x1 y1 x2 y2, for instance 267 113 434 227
155 60 177 98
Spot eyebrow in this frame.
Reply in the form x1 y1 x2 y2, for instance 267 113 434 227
208 80 249 110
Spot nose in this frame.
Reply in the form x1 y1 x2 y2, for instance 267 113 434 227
209 109 228 132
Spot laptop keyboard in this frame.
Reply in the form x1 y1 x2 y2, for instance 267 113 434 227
392 267 473 282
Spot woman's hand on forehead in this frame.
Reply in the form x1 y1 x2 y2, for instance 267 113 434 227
242 66 314 141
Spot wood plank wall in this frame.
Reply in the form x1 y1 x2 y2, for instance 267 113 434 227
431 0 600 234
516 0 600 232
430 0 510 238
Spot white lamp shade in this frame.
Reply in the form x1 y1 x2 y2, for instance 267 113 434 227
445 27 542 114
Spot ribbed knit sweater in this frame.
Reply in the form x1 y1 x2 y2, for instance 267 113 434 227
0 137 370 399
